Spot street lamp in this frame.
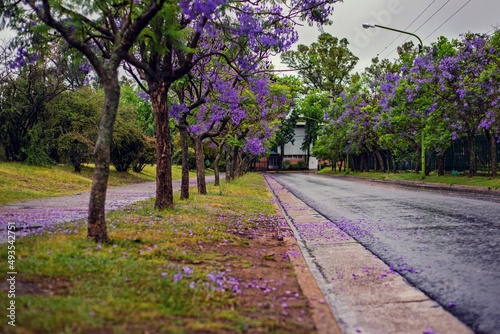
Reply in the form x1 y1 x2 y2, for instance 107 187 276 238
362 23 425 177
362 23 423 53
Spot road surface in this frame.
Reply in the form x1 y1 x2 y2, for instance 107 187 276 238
269 172 500 334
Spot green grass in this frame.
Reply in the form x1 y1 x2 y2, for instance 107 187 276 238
0 173 312 334
318 168 500 190
0 163 194 205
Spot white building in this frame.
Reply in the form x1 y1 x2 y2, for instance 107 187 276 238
278 122 318 170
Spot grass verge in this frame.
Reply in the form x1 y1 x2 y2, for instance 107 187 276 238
0 173 316 334
318 168 500 190
0 163 194 205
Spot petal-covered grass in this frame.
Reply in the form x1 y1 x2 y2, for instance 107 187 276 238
0 173 316 334
0 163 194 205
318 168 500 190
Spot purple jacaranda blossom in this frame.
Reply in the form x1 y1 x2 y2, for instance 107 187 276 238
183 266 194 275
173 273 183 283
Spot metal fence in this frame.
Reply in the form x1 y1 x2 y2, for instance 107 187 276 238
350 135 499 175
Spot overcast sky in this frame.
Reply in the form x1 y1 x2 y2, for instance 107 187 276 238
2 1 498 76
274 0 500 74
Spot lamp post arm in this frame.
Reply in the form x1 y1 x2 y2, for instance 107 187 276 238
362 22 425 176
373 24 423 52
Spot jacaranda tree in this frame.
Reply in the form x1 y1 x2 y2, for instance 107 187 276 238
122 0 339 208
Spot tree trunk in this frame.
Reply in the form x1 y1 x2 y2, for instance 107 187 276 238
389 150 396 173
87 74 120 243
437 152 446 176
491 135 497 177
306 146 310 167
151 83 174 209
234 149 240 177
193 136 207 194
415 146 421 174
213 139 224 186
425 155 430 176
225 145 232 183
213 148 221 186
374 150 385 173
372 153 378 172
361 153 369 172
230 146 238 180
239 151 246 176
179 122 189 199
279 143 285 170
467 132 476 177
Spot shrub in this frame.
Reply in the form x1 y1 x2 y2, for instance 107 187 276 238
132 136 156 173
172 147 196 170
22 125 53 166
282 160 291 170
57 132 94 173
111 126 145 172
298 160 308 169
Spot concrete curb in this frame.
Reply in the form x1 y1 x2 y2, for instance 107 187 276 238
315 172 500 195
264 175 342 334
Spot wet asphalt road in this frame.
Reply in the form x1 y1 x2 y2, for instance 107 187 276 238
270 173 500 334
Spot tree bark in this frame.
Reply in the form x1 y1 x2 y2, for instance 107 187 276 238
213 149 221 186
230 146 238 180
213 140 224 186
179 122 190 199
467 132 476 177
371 153 377 172
491 135 497 177
151 83 174 209
361 153 369 172
279 143 285 170
235 149 243 177
374 150 385 173
389 150 396 173
416 146 422 174
192 135 207 194
242 155 252 175
225 145 232 183
306 146 310 167
437 152 446 176
87 73 120 243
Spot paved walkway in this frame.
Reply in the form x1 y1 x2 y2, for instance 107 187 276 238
0 178 212 242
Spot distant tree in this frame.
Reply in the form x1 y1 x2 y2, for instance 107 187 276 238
0 45 68 163
295 91 330 165
281 33 358 99
272 75 302 169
